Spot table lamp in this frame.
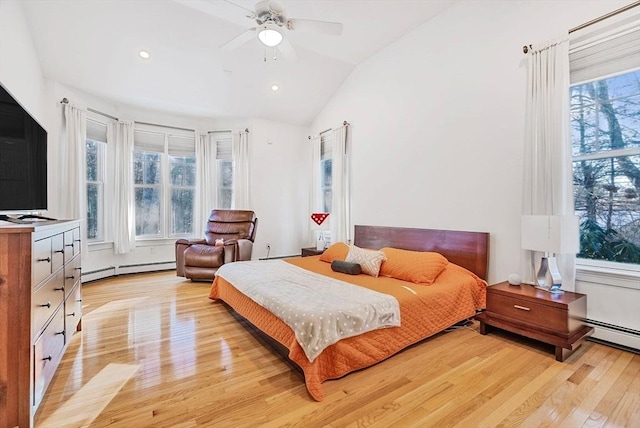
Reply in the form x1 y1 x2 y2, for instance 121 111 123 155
521 214 580 293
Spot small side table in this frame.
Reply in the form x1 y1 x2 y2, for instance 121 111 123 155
301 247 324 257
476 281 594 362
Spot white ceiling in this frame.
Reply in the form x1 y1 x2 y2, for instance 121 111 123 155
22 0 456 126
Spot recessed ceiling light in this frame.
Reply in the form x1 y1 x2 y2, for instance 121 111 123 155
139 50 150 59
271 85 279 91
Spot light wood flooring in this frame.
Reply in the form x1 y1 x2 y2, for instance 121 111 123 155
35 271 639 427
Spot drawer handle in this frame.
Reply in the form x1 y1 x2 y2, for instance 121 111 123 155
43 355 52 361
37 257 51 263
40 302 51 308
54 249 64 254
54 286 65 292
56 330 65 336
66 275 75 280
74 239 81 243
67 312 76 317
514 305 531 311
65 243 74 248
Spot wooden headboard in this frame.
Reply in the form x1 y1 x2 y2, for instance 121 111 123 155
353 225 489 280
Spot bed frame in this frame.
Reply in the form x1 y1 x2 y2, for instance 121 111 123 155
354 225 489 279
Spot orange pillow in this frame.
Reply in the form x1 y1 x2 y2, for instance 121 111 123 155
380 247 448 285
319 242 349 263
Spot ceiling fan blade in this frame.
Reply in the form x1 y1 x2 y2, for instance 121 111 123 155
287 19 343 36
220 27 256 51
277 35 299 62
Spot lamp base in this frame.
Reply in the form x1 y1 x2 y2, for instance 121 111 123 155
535 254 564 294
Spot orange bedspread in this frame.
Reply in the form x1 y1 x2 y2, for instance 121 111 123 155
209 256 486 401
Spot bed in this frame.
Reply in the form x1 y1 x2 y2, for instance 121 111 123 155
209 225 489 401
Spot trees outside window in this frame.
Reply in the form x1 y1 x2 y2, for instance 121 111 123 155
170 155 195 234
571 70 640 264
86 138 105 241
134 151 162 236
320 134 332 213
133 127 196 239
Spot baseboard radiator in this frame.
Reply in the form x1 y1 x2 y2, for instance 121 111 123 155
587 319 640 353
82 261 176 283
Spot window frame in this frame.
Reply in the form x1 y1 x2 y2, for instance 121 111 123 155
85 137 106 242
570 70 640 268
133 125 196 241
213 132 233 210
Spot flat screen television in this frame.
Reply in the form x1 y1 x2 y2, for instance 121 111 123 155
0 83 48 219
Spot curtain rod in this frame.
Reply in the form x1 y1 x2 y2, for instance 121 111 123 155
61 98 249 134
208 128 250 133
522 0 639 53
308 120 350 140
61 98 119 121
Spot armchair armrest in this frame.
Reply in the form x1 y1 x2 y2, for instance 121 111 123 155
218 239 253 262
236 239 253 262
175 238 207 277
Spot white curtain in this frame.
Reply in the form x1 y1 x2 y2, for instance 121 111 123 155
309 135 322 245
195 132 217 236
522 38 577 290
231 130 250 209
109 120 135 254
61 103 88 256
330 125 350 244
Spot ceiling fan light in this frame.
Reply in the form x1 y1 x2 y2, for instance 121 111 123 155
258 27 283 47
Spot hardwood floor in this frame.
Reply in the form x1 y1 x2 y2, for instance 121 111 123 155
35 271 639 427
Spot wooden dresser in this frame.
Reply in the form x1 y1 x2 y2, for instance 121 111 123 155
0 220 82 428
476 281 593 362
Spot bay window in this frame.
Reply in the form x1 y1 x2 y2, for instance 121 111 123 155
133 125 195 239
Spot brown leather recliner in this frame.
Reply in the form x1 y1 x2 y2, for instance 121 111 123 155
175 210 258 281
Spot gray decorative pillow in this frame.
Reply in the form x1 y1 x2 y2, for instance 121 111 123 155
331 260 362 275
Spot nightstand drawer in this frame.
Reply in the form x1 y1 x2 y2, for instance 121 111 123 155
487 293 568 333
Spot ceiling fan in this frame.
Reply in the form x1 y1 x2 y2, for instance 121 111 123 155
220 0 343 62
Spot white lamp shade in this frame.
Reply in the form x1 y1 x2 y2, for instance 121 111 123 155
257 25 283 47
521 215 580 254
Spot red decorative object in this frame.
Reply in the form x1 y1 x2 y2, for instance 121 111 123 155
311 212 329 226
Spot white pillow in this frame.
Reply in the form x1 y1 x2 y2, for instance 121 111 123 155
345 245 386 277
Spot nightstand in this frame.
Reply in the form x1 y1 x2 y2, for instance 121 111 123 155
301 247 324 257
476 281 594 362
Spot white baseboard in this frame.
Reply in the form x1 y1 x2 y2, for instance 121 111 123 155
82 262 176 283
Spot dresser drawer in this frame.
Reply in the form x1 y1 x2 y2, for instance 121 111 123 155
51 232 65 273
64 254 81 298
487 293 568 334
33 309 66 408
33 269 65 339
33 237 52 287
65 283 83 340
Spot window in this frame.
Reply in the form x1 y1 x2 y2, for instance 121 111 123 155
134 150 162 237
320 133 333 213
169 155 195 234
214 133 233 209
86 118 107 242
570 9 640 265
133 126 195 239
571 71 640 264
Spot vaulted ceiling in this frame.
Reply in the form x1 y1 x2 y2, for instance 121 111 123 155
22 0 456 125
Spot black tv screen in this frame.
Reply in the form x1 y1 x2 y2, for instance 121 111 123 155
0 84 47 213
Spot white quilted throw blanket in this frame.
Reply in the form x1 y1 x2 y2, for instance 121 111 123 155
215 260 400 362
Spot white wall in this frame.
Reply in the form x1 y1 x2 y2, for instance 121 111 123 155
0 0 47 124
310 0 631 285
